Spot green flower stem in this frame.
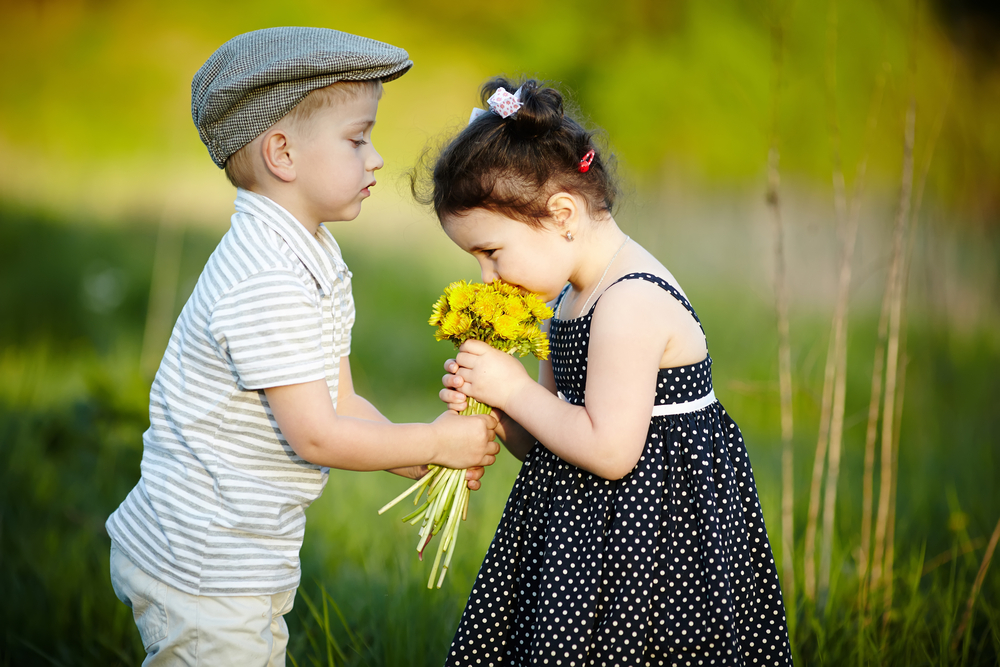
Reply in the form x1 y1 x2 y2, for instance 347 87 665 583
434 487 464 588
461 397 492 417
401 498 432 524
429 469 466 588
378 467 439 515
379 393 497 589
440 483 471 586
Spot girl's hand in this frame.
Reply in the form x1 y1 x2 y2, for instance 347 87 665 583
453 339 531 412
440 358 470 411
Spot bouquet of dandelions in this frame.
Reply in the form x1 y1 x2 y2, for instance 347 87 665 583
378 279 553 588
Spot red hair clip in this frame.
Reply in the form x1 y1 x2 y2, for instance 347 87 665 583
578 149 596 173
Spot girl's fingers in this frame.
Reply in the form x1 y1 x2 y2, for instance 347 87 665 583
454 351 477 369
438 388 467 411
439 387 467 402
442 372 465 389
443 358 459 373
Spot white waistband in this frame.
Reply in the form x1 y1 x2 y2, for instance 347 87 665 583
557 389 717 416
651 389 717 416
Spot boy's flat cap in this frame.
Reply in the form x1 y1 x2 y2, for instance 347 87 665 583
192 27 412 168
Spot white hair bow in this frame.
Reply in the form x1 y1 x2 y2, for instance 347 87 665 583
469 86 523 124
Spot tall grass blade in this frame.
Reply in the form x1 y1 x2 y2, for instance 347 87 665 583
298 586 348 665
872 87 917 622
859 278 890 615
804 328 834 603
952 517 1000 652
766 0 796 625
322 587 365 651
817 0 845 609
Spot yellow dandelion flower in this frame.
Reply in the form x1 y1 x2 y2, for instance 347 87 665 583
493 314 522 340
441 310 473 338
429 295 449 326
500 295 529 322
528 296 554 320
472 291 502 322
531 330 551 360
430 280 550 359
491 280 520 297
447 282 477 310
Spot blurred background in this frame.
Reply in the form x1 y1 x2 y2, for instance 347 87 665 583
1 0 998 665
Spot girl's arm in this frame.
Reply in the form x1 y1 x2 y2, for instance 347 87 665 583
265 357 499 474
337 357 488 489
454 280 685 480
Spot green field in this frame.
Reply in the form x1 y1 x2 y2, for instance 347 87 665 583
1 199 997 666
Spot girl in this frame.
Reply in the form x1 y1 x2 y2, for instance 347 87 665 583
425 77 792 666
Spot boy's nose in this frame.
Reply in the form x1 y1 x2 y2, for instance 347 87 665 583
369 146 384 172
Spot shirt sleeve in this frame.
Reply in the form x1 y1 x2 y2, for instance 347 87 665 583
210 270 327 390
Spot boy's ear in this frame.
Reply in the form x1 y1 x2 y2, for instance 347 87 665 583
260 128 296 183
545 192 578 231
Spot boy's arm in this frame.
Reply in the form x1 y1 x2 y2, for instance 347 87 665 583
264 372 499 473
335 356 488 489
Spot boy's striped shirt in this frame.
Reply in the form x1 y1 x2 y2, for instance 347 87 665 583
106 189 354 596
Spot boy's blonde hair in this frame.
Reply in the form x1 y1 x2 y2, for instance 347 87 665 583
224 79 384 190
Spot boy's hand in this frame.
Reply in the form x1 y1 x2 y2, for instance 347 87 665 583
430 410 500 470
464 466 487 491
453 340 531 413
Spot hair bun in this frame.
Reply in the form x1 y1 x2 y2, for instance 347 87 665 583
419 74 617 226
481 77 563 138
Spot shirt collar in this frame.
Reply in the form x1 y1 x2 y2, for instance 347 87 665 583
234 189 349 295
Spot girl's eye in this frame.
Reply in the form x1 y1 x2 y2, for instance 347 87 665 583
352 139 368 148
482 249 496 257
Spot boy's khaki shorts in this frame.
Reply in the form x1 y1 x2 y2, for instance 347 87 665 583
110 541 296 666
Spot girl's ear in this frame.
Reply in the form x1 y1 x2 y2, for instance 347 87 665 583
260 128 296 183
545 192 579 233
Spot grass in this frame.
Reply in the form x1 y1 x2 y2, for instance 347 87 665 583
0 205 998 665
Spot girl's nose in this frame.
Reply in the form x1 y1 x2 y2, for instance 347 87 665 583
479 263 498 284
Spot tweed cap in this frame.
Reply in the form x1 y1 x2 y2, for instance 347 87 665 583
192 27 412 168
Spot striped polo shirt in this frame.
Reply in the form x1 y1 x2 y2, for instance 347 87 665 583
106 189 355 596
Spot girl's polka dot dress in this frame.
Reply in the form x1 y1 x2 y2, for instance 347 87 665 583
446 273 792 666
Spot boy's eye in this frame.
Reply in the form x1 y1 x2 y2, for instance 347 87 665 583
351 139 368 148
481 249 496 257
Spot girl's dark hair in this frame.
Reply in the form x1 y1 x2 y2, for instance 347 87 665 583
413 77 619 227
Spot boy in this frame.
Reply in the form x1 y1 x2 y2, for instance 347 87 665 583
105 27 499 666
